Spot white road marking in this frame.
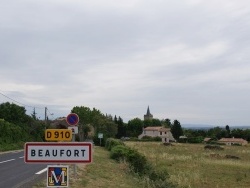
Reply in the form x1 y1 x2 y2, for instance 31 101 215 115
36 168 47 175
0 159 15 164
19 156 24 158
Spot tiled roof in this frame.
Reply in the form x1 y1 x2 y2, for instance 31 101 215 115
218 138 247 143
204 138 212 142
144 126 170 132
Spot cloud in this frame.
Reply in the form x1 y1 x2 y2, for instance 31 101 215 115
1 0 250 125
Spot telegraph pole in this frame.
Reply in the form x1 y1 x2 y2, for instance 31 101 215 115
45 107 47 129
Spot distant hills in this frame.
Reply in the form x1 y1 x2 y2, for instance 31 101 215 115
182 124 250 130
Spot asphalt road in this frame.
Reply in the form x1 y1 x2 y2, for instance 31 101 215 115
0 150 47 188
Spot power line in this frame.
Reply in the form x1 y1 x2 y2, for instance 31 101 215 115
0 91 44 109
0 91 56 120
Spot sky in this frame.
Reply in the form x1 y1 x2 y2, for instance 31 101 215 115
0 0 250 126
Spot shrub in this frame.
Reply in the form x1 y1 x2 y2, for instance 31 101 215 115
204 145 224 150
110 145 129 161
105 138 124 151
126 148 149 175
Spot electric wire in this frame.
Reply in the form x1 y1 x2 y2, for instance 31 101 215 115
0 91 54 119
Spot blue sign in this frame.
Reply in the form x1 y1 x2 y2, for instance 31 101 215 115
66 113 79 126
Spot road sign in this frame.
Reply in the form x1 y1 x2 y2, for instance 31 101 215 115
24 142 92 163
68 126 78 134
66 113 79 126
98 133 103 139
45 129 72 141
47 165 69 187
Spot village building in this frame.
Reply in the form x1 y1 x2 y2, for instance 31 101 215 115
139 106 175 143
144 106 153 120
138 126 175 143
203 137 212 143
218 137 248 146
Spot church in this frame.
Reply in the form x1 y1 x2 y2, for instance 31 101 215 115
138 106 175 143
144 106 153 120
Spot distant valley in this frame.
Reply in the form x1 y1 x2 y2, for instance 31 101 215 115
182 124 250 130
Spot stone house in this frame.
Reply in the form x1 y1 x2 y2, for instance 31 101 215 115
138 126 175 143
218 138 248 146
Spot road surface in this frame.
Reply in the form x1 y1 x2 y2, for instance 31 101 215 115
0 150 47 188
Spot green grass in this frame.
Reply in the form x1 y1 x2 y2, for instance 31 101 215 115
33 146 144 188
125 142 250 188
0 142 24 152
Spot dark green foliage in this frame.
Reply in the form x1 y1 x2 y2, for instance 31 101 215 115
204 145 224 150
127 118 143 137
105 138 124 151
0 102 46 151
108 143 176 187
72 105 118 143
187 136 204 143
115 116 126 139
126 148 148 174
225 155 240 160
171 120 183 140
110 145 129 161
141 136 162 142
0 102 31 124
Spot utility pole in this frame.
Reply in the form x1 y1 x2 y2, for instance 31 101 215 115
45 107 47 129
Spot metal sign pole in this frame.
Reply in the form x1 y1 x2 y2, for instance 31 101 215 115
72 131 77 178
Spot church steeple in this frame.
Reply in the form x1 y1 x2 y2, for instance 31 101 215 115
144 106 153 120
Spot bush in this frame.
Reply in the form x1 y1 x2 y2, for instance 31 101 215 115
204 145 224 150
105 138 124 151
110 145 129 161
126 148 148 175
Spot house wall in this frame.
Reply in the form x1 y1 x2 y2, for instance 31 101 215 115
138 129 175 143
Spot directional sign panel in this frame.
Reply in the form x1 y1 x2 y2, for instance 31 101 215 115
45 129 72 141
66 113 79 126
24 142 92 163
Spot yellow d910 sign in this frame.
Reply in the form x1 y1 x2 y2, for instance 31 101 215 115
45 129 72 141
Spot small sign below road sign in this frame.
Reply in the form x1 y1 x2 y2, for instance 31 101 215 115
68 126 78 134
66 113 79 126
47 165 69 187
45 129 72 141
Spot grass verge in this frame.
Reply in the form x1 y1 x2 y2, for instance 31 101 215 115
33 146 143 188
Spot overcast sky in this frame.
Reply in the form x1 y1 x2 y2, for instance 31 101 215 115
1 0 250 126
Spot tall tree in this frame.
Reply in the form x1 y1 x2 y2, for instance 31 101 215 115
127 118 143 137
164 118 172 128
171 120 183 140
116 116 125 138
0 102 30 124
225 125 231 138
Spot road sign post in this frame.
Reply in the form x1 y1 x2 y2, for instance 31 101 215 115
66 113 80 178
98 133 103 146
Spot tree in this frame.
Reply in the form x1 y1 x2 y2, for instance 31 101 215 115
143 119 152 127
116 116 125 139
162 118 172 128
225 125 231 138
152 118 162 126
0 102 30 124
31 108 37 120
127 118 143 137
171 120 183 140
